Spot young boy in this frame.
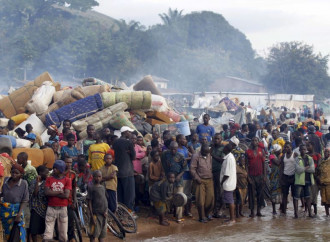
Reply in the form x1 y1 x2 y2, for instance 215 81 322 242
44 160 72 241
29 165 49 242
76 159 93 193
100 154 118 212
88 133 110 171
148 150 164 189
149 172 175 226
64 156 77 241
87 170 108 242
60 133 79 165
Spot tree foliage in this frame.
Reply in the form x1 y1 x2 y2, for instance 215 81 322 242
159 8 184 26
0 4 263 90
262 41 330 97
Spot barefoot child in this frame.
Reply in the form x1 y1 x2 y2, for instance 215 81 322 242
100 154 118 213
88 170 108 242
150 172 175 226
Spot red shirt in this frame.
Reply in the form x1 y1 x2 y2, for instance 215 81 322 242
311 153 321 168
65 171 76 205
45 176 72 207
246 148 265 176
315 131 323 138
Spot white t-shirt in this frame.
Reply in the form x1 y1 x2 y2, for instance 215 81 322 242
283 153 295 176
220 153 237 191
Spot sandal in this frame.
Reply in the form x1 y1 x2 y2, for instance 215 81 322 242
176 219 184 224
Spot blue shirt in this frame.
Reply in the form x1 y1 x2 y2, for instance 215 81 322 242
161 150 186 187
188 141 201 151
60 146 79 163
178 146 192 180
196 124 215 142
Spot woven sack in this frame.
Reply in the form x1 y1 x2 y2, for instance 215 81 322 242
0 72 57 118
109 112 136 130
101 92 116 108
131 91 144 109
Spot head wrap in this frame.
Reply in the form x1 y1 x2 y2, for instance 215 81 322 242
53 160 66 173
273 144 282 152
11 163 25 174
230 136 239 146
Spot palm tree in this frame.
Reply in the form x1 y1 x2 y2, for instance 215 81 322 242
159 8 184 26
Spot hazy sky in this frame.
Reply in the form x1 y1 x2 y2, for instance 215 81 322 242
94 0 330 57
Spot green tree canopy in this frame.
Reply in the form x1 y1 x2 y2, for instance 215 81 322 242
262 41 330 97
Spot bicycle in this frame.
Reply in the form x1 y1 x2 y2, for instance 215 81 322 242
115 202 137 233
76 190 90 236
72 210 83 242
107 208 126 239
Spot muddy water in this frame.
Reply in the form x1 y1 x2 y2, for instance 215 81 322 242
112 198 330 242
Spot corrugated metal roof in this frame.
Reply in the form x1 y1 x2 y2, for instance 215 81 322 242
225 76 264 86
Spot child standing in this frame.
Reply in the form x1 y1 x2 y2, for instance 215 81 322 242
87 170 108 242
100 154 118 212
60 133 79 165
148 150 164 189
149 172 175 226
29 165 49 242
44 160 72 241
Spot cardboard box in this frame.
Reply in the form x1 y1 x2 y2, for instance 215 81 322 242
146 111 173 124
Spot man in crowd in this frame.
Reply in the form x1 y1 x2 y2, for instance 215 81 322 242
210 133 224 218
190 144 214 223
220 144 237 224
113 126 136 212
196 114 215 143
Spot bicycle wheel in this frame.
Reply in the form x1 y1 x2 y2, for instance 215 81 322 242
82 204 90 235
107 209 125 239
77 203 89 236
73 211 83 242
115 203 137 233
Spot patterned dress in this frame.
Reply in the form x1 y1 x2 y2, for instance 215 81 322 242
269 154 281 204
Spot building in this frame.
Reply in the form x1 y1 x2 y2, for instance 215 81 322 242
209 76 266 93
152 76 169 89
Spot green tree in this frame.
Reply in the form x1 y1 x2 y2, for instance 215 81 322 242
159 8 184 26
262 41 330 97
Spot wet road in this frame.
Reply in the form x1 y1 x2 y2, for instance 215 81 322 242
101 197 330 242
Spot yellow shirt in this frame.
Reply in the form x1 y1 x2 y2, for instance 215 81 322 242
100 164 118 191
315 120 321 130
88 143 110 171
272 138 285 149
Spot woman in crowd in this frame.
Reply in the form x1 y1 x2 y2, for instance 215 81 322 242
0 164 29 241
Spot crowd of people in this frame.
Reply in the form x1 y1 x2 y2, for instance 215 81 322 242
0 108 330 241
